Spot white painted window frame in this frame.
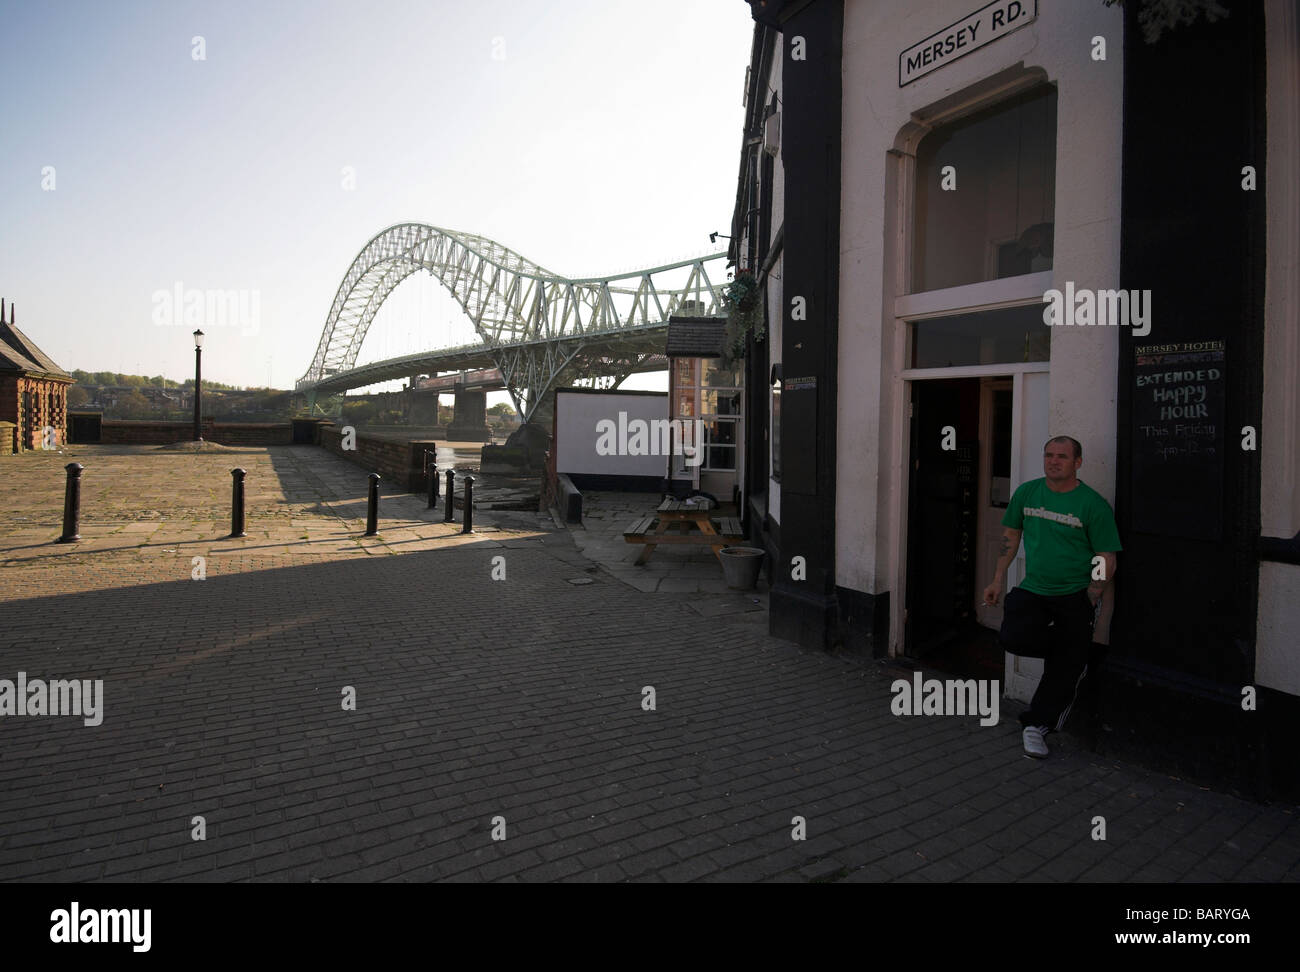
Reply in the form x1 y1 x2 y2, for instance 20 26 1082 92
895 271 1052 322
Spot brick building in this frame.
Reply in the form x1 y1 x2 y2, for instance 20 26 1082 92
0 299 73 453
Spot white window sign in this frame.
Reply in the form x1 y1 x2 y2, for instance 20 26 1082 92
899 0 1038 87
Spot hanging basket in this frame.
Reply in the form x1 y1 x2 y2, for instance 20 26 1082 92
722 270 765 362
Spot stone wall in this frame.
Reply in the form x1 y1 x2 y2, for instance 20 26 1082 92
354 425 447 441
98 419 292 445
208 423 293 446
319 425 437 493
99 421 191 445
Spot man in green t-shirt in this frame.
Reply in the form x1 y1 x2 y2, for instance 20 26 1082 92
982 436 1122 758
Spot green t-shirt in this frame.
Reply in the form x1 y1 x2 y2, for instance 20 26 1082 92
1002 478 1122 596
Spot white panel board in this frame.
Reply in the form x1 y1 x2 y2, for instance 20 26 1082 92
555 390 674 478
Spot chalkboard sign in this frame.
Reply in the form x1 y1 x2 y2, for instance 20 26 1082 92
1130 341 1225 539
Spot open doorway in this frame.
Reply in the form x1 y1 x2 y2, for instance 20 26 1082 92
903 376 1008 680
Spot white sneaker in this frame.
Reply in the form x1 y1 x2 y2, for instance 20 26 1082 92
1022 725 1050 759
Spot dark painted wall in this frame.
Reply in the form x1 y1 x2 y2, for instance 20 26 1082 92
1103 1 1298 798
766 0 845 649
1115 0 1266 689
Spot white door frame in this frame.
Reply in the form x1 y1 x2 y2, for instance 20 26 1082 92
977 376 1013 630
891 361 1050 658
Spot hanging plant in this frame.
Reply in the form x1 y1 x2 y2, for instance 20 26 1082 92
722 269 764 362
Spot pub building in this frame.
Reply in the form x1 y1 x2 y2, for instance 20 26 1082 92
730 0 1299 795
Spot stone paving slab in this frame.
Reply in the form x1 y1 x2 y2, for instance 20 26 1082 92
0 445 1297 883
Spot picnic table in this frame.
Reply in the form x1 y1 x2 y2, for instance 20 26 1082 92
622 498 743 565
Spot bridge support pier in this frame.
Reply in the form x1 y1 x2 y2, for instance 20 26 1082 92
446 387 492 442
408 388 442 426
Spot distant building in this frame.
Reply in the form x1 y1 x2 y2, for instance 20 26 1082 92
140 386 185 407
0 299 73 452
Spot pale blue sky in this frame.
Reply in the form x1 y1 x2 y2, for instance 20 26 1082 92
0 0 753 393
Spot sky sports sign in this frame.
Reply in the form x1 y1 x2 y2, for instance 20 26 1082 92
899 0 1037 87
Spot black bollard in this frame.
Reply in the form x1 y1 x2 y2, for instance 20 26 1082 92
443 469 456 523
56 462 83 543
365 473 380 536
426 451 438 508
229 468 247 538
461 476 474 534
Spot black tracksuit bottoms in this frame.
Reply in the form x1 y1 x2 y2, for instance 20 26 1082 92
998 586 1094 732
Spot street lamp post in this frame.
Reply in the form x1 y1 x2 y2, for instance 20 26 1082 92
193 329 204 442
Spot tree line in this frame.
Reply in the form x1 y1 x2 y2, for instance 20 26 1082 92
68 369 240 391
67 371 292 420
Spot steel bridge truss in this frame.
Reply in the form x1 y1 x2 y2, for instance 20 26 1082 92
298 223 728 422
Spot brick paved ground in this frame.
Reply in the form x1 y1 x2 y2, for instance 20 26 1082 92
0 446 1297 882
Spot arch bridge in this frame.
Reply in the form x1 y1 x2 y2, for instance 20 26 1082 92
297 223 729 423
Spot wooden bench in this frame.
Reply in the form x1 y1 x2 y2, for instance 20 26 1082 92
714 516 742 537
623 511 743 565
623 516 657 538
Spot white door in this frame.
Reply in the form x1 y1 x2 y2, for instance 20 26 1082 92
1003 369 1050 704
977 378 1012 630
